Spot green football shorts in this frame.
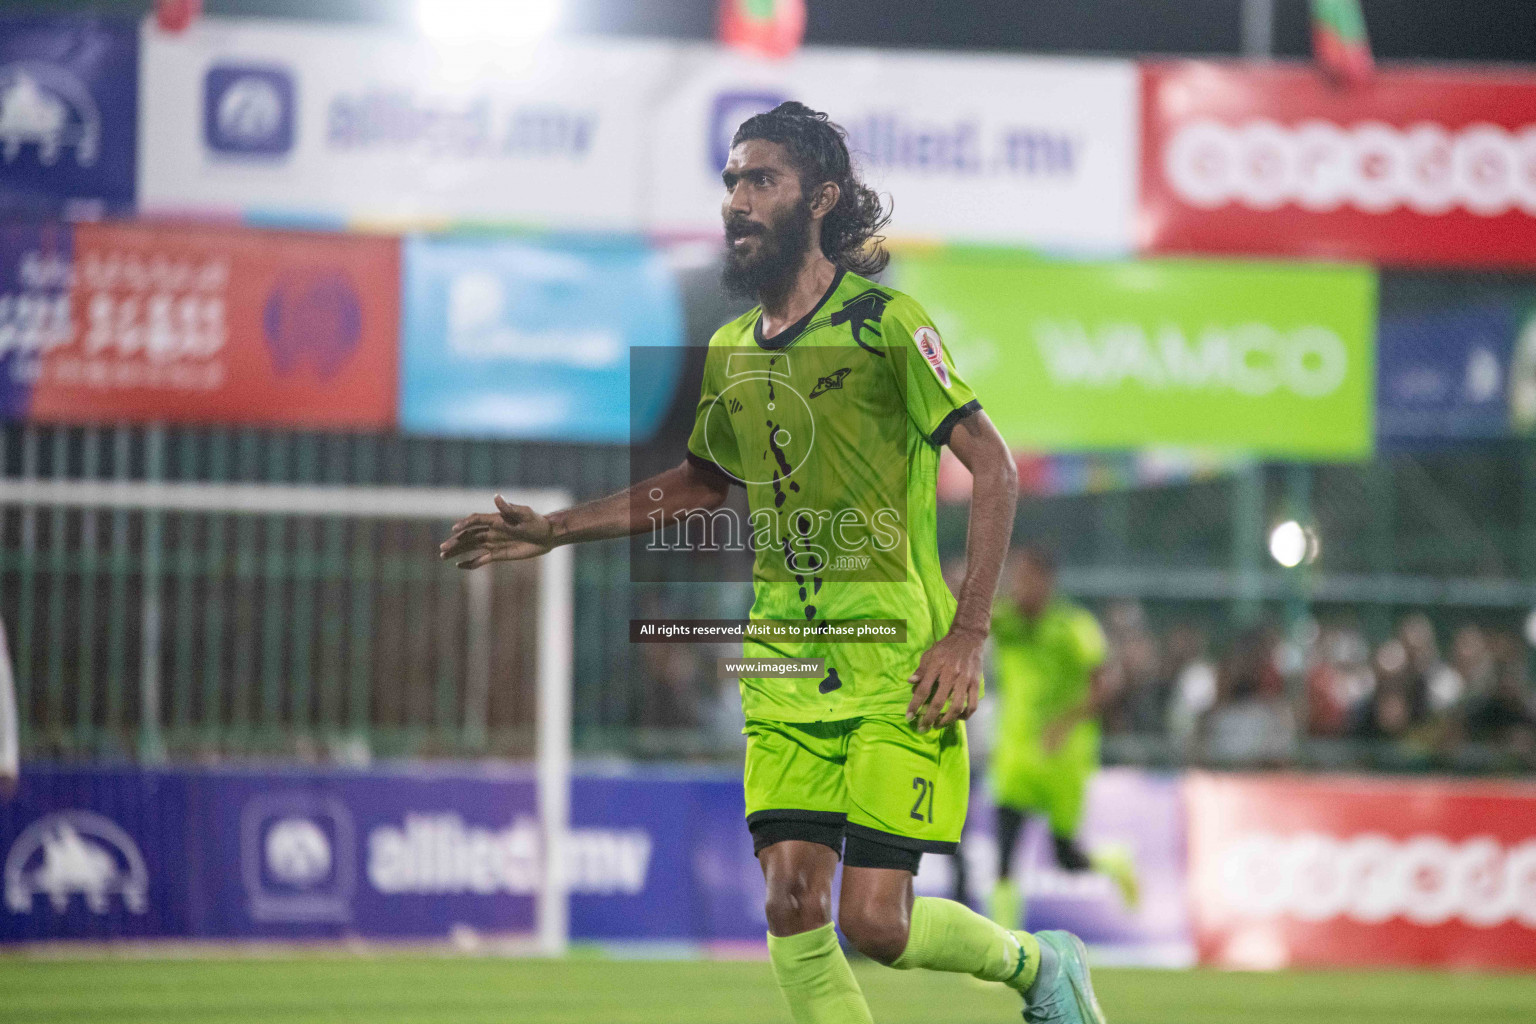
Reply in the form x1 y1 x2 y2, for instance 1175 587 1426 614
989 720 1099 838
743 713 969 859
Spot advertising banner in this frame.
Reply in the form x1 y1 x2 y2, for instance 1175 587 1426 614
646 48 1138 253
891 250 1377 458
1186 773 1536 970
1 767 190 941
3 221 398 429
0 17 137 217
917 768 1191 964
401 236 684 441
3 763 1190 950
1378 304 1520 442
1142 62 1536 266
569 772 763 942
2 764 767 944
1375 274 1536 442
187 766 541 939
189 767 763 943
138 19 673 229
0 223 73 420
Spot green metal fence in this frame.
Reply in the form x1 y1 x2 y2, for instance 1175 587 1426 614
0 425 575 761
6 423 1536 765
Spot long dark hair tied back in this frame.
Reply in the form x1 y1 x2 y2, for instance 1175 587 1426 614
731 101 892 277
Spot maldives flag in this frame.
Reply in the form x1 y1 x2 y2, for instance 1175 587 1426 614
719 0 806 60
154 0 202 33
1311 0 1374 85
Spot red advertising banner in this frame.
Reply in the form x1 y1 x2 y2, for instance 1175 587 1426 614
1187 773 1536 970
1141 62 1536 266
29 222 398 428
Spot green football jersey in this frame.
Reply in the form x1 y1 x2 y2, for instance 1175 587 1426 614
989 597 1107 746
686 268 981 722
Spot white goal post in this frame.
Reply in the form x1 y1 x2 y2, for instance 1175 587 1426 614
0 479 575 956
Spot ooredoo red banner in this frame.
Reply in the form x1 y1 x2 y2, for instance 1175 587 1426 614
1141 62 1536 266
1187 773 1536 970
28 222 398 428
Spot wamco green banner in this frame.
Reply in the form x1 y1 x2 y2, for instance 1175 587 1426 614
892 252 1377 459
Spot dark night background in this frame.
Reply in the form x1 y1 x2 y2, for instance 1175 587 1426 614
4 0 1535 64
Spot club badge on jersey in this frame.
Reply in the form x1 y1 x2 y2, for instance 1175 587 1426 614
914 326 951 388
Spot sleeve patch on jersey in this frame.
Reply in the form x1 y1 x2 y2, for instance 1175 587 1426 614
914 326 952 388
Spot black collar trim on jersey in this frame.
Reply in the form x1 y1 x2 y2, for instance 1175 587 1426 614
753 267 846 350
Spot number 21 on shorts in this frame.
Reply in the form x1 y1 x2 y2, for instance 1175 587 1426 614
910 776 935 822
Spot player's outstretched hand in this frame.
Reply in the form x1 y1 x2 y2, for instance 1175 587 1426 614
438 494 556 569
906 627 985 732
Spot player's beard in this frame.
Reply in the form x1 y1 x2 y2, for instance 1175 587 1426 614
721 199 815 299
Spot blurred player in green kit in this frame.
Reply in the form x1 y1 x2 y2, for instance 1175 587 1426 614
987 547 1139 930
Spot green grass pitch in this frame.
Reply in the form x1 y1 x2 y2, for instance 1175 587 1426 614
2 955 1533 1023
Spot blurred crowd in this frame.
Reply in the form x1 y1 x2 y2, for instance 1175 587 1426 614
628 584 1536 770
1098 603 1536 769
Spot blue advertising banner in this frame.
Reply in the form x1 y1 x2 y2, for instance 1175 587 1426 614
570 771 763 942
1376 303 1524 442
3 763 1186 957
401 236 684 442
2 764 768 945
0 17 137 217
185 765 541 940
0 766 190 941
0 223 72 420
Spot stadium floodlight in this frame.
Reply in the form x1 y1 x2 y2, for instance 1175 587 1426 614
1268 519 1318 568
415 0 561 45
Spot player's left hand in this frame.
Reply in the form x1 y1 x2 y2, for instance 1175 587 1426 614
438 495 557 569
906 627 985 732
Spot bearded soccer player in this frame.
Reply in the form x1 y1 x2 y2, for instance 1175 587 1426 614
441 102 1107 1024
987 547 1138 932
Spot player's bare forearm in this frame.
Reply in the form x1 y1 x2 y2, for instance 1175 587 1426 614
946 411 1018 638
550 460 732 545
905 411 1017 731
439 459 731 568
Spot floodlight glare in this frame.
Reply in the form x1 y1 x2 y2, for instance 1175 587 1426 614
416 0 560 45
1269 519 1308 568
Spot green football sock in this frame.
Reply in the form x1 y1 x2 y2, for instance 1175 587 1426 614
891 896 1041 991
767 923 875 1024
